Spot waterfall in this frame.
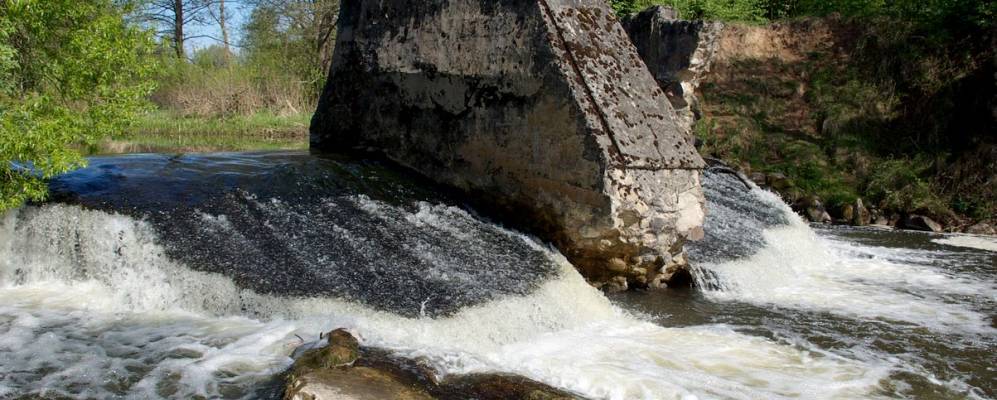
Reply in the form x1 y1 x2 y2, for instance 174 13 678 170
686 167 997 335
0 152 889 400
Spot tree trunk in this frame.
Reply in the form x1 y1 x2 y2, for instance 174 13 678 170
219 0 230 62
314 4 337 75
173 0 185 59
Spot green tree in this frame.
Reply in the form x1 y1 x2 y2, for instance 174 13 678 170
242 0 339 93
0 0 156 211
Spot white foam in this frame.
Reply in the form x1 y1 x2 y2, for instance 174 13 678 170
692 214 997 336
0 204 891 399
933 234 997 252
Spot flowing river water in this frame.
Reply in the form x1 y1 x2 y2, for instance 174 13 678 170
0 151 993 399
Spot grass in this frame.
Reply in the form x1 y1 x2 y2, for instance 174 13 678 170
93 110 310 154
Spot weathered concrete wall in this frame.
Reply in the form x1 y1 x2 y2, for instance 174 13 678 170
311 0 705 290
622 6 723 135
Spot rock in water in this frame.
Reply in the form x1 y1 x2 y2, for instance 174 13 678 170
794 196 831 223
621 6 723 135
899 215 943 232
311 0 706 289
285 330 578 400
852 198 870 226
966 221 996 235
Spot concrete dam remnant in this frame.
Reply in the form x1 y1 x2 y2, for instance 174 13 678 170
311 0 706 290
622 6 724 136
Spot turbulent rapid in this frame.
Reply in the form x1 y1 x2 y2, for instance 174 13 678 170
0 152 993 399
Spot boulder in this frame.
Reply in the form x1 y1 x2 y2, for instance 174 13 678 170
794 196 831 223
965 221 996 235
888 213 902 227
766 172 791 191
621 6 723 135
285 329 578 400
311 0 706 288
440 374 577 400
289 329 360 373
285 366 434 400
285 329 430 400
898 215 943 232
840 204 854 223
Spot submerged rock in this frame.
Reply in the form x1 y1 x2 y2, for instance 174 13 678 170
312 0 706 288
284 329 579 400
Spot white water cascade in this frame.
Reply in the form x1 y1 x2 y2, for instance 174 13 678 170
688 170 997 335
0 202 887 400
0 153 992 399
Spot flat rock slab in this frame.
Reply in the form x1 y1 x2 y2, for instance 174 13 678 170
285 330 580 400
286 367 435 400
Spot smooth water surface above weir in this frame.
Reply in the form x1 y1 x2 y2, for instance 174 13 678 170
44 151 560 317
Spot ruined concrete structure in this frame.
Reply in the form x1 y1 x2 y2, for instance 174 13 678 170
311 0 705 290
622 6 723 135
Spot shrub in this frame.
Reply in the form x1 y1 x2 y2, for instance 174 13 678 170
0 0 155 211
865 157 950 217
151 50 312 117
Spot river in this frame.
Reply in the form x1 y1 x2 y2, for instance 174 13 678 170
0 151 993 399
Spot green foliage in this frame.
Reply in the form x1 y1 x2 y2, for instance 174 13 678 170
677 0 769 22
610 0 769 22
0 0 156 211
150 0 338 118
611 0 993 31
865 157 950 217
240 1 338 98
191 45 232 69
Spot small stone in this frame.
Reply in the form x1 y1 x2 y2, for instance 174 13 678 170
648 216 668 231
671 252 688 266
607 258 628 272
648 274 669 289
749 172 766 186
605 276 628 292
766 172 791 190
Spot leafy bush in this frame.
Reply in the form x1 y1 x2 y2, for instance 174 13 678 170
0 0 155 211
865 157 950 217
611 0 769 22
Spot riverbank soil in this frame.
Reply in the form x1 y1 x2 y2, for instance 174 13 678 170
691 16 995 232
